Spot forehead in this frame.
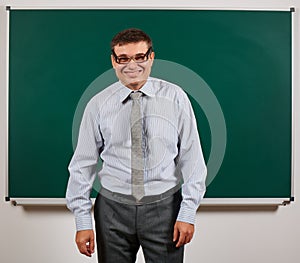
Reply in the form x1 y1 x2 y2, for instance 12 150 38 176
113 41 149 56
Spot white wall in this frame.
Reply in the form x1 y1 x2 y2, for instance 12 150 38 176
1 1 299 263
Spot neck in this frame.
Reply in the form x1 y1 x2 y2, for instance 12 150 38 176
126 80 147 91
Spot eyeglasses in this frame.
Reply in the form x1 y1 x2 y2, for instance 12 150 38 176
112 47 153 64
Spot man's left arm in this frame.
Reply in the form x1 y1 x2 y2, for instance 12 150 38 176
173 91 207 247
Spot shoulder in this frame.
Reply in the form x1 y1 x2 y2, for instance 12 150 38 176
149 77 182 91
90 81 122 104
84 81 122 110
149 77 190 103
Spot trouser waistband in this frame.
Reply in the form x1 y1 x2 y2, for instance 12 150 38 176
99 184 182 205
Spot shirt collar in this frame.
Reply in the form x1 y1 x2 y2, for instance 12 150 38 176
119 77 156 102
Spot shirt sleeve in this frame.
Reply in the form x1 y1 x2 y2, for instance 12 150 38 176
176 91 207 225
66 100 103 231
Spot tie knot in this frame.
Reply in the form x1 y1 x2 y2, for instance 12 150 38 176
130 91 142 100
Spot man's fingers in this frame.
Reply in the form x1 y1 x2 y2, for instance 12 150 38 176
89 236 95 254
78 242 91 257
173 221 195 247
186 235 192 244
176 232 186 247
185 233 193 244
176 232 194 247
173 226 179 242
75 230 95 257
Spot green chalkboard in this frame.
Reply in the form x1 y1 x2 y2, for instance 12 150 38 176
8 9 292 201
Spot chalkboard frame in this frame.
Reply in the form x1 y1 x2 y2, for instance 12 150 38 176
4 6 295 205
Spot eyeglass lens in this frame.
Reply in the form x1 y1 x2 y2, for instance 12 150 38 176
113 47 152 64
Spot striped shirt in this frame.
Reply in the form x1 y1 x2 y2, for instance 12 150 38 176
66 77 207 231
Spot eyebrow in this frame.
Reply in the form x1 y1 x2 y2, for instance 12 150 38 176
115 52 147 57
115 53 127 57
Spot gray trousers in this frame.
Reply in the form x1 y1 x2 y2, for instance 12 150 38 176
94 190 184 263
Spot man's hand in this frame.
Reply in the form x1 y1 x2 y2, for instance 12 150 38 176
75 229 95 257
173 221 195 248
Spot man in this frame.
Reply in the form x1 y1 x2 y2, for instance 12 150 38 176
66 28 207 263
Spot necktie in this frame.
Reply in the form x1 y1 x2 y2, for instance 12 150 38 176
130 91 145 201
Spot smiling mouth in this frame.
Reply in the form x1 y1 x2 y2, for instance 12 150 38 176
124 70 143 77
124 70 142 73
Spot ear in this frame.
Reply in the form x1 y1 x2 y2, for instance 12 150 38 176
149 52 155 67
111 55 117 69
150 51 155 60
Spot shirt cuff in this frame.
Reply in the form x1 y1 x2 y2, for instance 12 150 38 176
176 206 196 225
75 215 93 231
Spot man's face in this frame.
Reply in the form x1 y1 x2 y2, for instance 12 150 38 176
111 41 155 90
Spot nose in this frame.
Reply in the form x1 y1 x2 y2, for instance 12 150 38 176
127 59 138 69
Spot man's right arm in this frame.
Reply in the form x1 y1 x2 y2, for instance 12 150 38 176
66 100 103 254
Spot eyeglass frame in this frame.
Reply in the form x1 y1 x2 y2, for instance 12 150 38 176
111 47 153 64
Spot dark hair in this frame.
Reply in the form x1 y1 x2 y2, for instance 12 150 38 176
110 28 152 50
